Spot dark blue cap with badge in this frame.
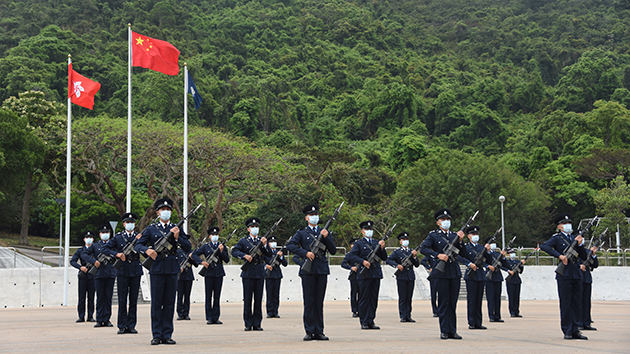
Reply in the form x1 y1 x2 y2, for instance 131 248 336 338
359 220 374 229
302 204 319 215
434 208 452 220
465 225 480 234
397 232 410 240
154 197 173 210
121 212 138 222
98 224 112 233
268 235 278 242
207 226 220 235
82 231 95 238
554 214 572 225
245 217 261 227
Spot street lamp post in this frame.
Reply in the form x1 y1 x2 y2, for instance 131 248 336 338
499 195 506 249
55 198 66 267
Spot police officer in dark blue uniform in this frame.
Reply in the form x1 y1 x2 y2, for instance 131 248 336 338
105 212 143 334
192 226 230 325
420 255 438 317
457 225 490 329
286 204 336 341
134 197 191 345
231 217 271 331
420 208 465 340
176 248 194 320
579 244 599 331
341 238 360 318
70 231 96 323
265 235 287 318
347 220 388 330
485 240 508 323
504 248 525 318
82 224 116 328
386 232 419 322
540 214 588 340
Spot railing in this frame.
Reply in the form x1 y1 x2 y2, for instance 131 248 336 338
0 247 17 268
516 247 629 266
40 246 80 267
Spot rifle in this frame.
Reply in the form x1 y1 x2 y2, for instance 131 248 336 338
241 218 282 272
358 223 396 276
180 236 208 272
301 202 344 273
555 216 597 276
142 203 203 270
87 252 115 276
394 242 421 277
434 211 478 273
113 217 159 270
199 229 237 276
485 235 515 280
265 234 293 278
464 227 501 276
582 228 607 271
505 247 538 282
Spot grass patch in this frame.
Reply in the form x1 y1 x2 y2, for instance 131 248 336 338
0 233 62 248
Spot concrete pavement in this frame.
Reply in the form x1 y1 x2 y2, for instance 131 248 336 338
0 300 628 353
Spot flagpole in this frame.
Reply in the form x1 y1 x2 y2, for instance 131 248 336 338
126 24 132 213
183 64 189 233
63 54 72 307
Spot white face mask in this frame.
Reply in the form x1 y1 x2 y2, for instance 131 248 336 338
490 243 497 250
471 235 480 243
561 224 573 234
210 235 219 243
85 238 93 245
100 233 110 241
364 230 373 238
401 240 409 247
270 242 277 248
308 215 319 225
125 223 135 231
509 253 517 259
440 219 451 230
250 227 259 236
160 210 171 221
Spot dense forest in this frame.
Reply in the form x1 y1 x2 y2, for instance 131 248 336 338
0 0 629 249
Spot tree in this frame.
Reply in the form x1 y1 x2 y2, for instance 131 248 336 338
594 176 630 247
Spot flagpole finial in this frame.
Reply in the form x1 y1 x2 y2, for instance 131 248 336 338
184 62 187 67
128 23 131 27
68 54 71 58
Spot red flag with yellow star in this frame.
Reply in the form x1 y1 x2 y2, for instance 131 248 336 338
68 63 101 110
131 31 180 75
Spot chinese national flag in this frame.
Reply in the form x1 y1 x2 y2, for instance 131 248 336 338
131 31 180 75
68 64 101 110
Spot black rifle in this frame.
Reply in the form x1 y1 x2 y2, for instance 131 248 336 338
241 218 282 272
486 235 515 280
180 236 208 272
113 217 159 270
358 223 396 276
465 227 501 276
555 216 597 276
87 252 115 276
505 247 538 282
582 228 607 271
199 229 237 276
394 242 421 277
142 203 203 270
266 234 293 278
301 202 344 273
434 211 479 273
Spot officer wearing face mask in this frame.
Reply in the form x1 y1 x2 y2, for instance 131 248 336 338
347 220 388 330
82 224 117 328
192 226 230 325
231 217 272 331
540 214 588 340
485 240 508 323
135 197 191 345
70 231 96 323
175 247 194 321
264 235 287 318
386 232 419 323
420 208 465 340
457 225 491 330
504 248 525 318
103 212 143 334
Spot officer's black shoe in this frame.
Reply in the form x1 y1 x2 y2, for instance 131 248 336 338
127 328 138 334
368 324 380 330
94 322 104 328
303 333 314 341
433 313 439 317
252 326 263 331
314 334 329 341
266 314 273 318
400 319 406 323
449 333 462 339
184 315 191 320
361 325 371 330
207 321 213 325
582 325 597 331
406 318 416 323
104 321 113 327
117 328 126 334
162 338 176 345
87 318 96 322
511 314 522 318
352 312 359 318
76 318 84 323
572 332 588 340
244 326 252 331
477 325 487 329
275 315 280 318
440 333 449 339
214 320 223 324
150 338 160 345
176 316 184 321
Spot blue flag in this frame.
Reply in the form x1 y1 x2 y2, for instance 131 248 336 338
187 72 203 110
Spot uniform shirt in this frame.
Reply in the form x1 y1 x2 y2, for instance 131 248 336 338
540 232 587 280
134 221 191 275
386 247 419 281
104 231 143 277
581 253 599 284
420 255 435 280
420 229 464 279
231 235 272 279
70 246 93 278
176 249 194 281
341 251 359 280
191 242 230 277
264 248 288 279
347 237 388 279
504 257 523 284
458 242 490 281
484 250 508 282
81 240 117 279
286 226 336 275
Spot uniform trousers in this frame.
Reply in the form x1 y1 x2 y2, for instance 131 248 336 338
580 282 593 327
242 278 264 328
429 278 438 315
204 277 223 321
77 274 95 320
506 283 521 316
150 273 177 340
349 278 359 313
300 274 327 335
465 280 484 326
265 278 281 316
396 279 414 320
177 279 193 317
436 277 460 334
117 275 140 329
486 281 502 320
94 277 115 322
358 278 380 326
557 278 582 335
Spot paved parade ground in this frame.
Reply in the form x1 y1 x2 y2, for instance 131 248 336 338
0 300 628 353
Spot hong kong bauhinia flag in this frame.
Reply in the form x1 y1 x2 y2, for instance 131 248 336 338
131 31 180 75
68 63 101 110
